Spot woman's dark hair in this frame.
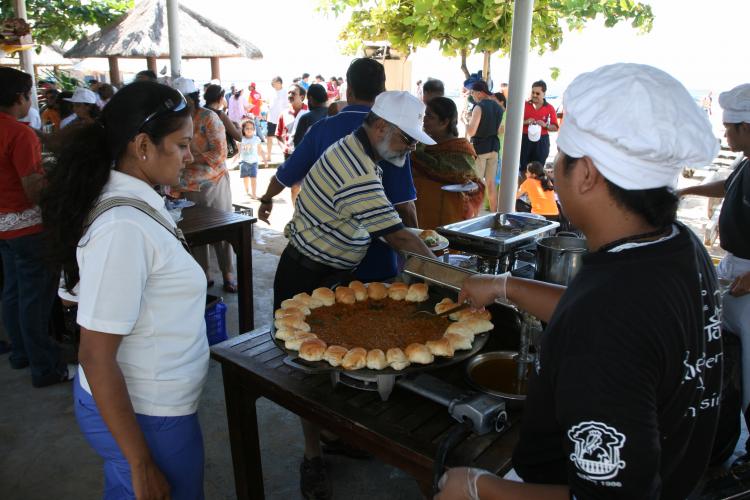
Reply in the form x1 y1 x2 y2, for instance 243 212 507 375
493 92 507 108
97 83 115 101
58 91 74 118
0 67 32 107
77 102 100 121
526 161 553 191
561 153 678 228
204 84 224 106
41 81 191 292
426 97 459 137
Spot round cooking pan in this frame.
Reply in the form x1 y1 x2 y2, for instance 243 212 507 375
271 326 490 376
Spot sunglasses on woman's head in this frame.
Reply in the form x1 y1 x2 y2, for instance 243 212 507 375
138 91 188 132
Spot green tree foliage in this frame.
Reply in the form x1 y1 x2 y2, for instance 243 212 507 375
318 0 653 60
0 0 132 47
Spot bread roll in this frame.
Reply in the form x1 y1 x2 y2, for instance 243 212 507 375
464 317 494 334
335 286 356 305
366 349 388 370
419 229 439 246
349 281 368 302
445 333 473 351
275 307 305 320
299 338 327 362
274 327 298 341
386 348 410 370
312 287 335 306
388 282 409 300
293 292 324 309
274 317 311 332
342 347 367 370
434 297 457 314
406 283 429 302
445 322 475 339
405 343 434 364
284 332 317 350
367 282 388 300
323 345 348 367
452 308 492 322
280 298 311 315
426 338 454 357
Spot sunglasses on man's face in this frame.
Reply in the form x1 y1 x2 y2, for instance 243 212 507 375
138 91 188 132
393 126 417 147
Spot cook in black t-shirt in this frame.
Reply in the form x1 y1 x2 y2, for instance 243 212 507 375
513 224 721 499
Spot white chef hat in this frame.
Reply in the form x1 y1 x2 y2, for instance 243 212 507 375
556 63 718 190
719 84 750 124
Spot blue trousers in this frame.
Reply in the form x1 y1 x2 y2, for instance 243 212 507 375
74 377 205 500
0 231 63 385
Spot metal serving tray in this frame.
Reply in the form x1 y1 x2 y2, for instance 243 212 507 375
437 212 559 256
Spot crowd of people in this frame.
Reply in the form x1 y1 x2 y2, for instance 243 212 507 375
1 53 750 500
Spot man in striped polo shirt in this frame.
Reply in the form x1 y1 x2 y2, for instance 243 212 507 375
273 91 437 499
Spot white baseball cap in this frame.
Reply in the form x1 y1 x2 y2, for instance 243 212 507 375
371 91 436 145
63 87 97 105
172 77 198 95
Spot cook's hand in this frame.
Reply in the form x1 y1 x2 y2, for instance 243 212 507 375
258 201 272 224
458 273 509 308
435 467 492 500
131 459 170 500
730 271 750 297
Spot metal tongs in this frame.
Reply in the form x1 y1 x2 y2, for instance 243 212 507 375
412 302 471 318
514 312 542 392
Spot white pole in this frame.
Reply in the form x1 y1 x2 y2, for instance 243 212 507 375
166 0 182 79
13 0 38 109
497 0 535 213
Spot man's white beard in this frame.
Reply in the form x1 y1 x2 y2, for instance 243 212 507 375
375 129 407 167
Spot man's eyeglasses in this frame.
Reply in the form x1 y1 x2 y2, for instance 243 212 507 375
392 126 417 147
138 91 188 132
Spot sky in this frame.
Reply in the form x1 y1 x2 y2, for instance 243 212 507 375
91 0 750 100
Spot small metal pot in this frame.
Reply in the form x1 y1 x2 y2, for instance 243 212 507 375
535 233 587 285
465 351 528 409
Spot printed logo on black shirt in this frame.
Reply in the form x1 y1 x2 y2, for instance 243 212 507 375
568 421 626 484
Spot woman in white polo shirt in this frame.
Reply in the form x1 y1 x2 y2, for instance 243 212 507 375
40 82 209 499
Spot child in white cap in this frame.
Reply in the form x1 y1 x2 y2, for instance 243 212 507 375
439 63 721 500
679 82 750 470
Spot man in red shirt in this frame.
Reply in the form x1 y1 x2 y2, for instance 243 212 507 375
0 67 70 387
520 80 559 180
276 84 309 204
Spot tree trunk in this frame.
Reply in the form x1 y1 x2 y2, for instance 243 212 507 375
483 50 491 85
459 49 470 80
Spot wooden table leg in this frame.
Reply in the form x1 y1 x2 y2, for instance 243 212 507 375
222 364 264 500
236 222 254 332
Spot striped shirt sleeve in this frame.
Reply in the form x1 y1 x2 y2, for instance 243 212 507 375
334 176 403 237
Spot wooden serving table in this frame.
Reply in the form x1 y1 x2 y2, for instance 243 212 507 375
211 312 523 499
178 206 257 332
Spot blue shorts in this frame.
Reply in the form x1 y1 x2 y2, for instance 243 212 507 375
74 377 205 500
240 161 258 178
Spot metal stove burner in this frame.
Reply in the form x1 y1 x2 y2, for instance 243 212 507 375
331 371 397 401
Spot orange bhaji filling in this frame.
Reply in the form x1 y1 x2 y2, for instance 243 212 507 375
306 298 450 350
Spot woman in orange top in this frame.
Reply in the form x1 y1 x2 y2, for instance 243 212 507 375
517 161 559 217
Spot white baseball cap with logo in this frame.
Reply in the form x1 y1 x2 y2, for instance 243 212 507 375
172 77 199 95
371 91 436 145
63 87 98 104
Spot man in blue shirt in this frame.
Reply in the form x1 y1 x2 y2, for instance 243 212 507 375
258 58 418 282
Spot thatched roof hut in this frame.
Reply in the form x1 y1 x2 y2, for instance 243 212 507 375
0 44 74 70
64 0 262 84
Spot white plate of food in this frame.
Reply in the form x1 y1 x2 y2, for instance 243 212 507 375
409 228 449 252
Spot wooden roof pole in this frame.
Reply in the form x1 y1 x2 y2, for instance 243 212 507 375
13 0 38 109
166 0 182 78
210 56 220 81
146 56 157 74
108 56 121 86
